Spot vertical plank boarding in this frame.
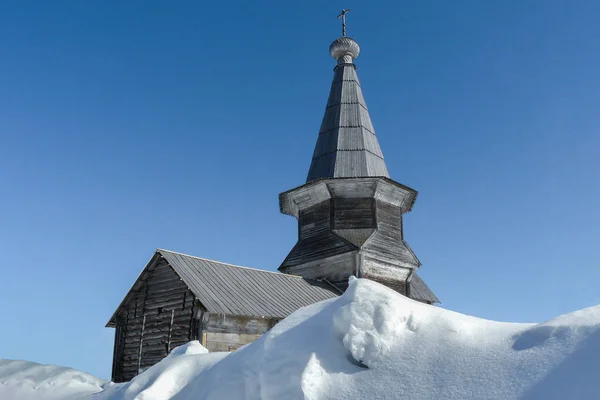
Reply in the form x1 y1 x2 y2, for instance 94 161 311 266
137 315 146 374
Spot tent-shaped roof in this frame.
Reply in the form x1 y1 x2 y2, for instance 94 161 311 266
306 39 389 182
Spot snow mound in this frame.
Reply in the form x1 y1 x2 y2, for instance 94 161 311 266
165 340 209 358
0 358 106 399
97 341 227 400
173 278 600 400
333 275 409 367
4 278 600 399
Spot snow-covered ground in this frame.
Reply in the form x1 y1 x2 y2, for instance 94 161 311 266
2 277 599 399
0 358 106 399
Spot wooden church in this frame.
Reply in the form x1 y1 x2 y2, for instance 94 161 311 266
106 22 439 383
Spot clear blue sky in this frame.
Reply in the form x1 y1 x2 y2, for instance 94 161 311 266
1 0 599 379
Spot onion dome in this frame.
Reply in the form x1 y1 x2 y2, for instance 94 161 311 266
329 36 360 64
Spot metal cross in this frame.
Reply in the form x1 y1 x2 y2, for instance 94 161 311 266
337 9 351 37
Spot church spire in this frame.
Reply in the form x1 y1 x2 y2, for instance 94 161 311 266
278 15 438 305
306 25 389 183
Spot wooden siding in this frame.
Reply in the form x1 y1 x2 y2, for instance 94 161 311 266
204 333 263 352
361 199 420 268
360 257 410 296
332 197 374 230
282 252 356 291
365 273 407 295
112 259 196 382
299 200 331 239
281 232 356 268
199 313 278 353
111 322 126 381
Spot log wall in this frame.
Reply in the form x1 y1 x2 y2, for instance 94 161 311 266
112 259 196 382
299 200 331 239
332 197 374 230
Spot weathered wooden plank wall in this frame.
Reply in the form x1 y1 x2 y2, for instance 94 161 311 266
199 313 278 353
112 259 196 382
361 199 417 266
280 192 421 294
116 293 143 381
299 201 331 239
204 332 263 352
332 197 374 229
282 199 356 273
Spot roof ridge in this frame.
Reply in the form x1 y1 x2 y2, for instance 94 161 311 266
156 248 305 279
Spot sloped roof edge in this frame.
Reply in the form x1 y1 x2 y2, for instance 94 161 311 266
106 249 340 326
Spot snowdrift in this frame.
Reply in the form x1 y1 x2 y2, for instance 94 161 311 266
0 358 106 399
97 341 228 400
2 277 600 399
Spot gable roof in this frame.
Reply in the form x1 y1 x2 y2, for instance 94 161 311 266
107 249 439 327
107 249 340 326
159 249 340 319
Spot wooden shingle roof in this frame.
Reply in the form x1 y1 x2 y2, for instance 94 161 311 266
306 63 389 182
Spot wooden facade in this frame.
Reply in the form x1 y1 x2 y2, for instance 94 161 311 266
107 250 338 382
198 314 279 352
109 259 282 382
110 258 197 382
